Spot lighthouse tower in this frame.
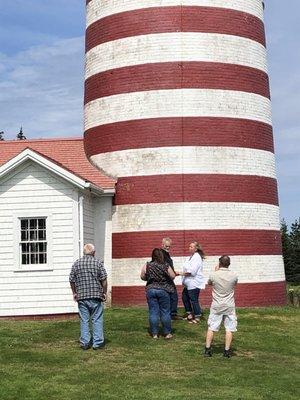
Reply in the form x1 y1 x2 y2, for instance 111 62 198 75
84 0 286 306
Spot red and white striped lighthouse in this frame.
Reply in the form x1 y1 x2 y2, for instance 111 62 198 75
84 0 286 307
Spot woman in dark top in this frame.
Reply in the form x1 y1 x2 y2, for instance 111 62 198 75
141 248 176 339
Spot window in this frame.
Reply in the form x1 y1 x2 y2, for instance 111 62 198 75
20 218 47 265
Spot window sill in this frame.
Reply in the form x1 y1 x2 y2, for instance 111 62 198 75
13 266 53 272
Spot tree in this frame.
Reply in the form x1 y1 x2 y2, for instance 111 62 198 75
281 218 300 283
289 218 300 283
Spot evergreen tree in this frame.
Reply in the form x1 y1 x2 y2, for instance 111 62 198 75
289 218 300 283
281 218 300 283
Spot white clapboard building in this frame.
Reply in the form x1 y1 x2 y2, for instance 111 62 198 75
0 138 115 317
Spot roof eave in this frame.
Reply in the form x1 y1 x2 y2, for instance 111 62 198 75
85 182 115 196
0 148 114 194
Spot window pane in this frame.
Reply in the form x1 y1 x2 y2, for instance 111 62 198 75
38 230 46 240
30 219 37 229
21 219 28 229
21 230 28 241
38 242 46 252
21 243 28 253
38 219 46 229
30 230 37 241
39 253 47 264
21 253 30 265
30 243 38 253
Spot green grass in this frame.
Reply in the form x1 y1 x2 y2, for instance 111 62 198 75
0 307 299 400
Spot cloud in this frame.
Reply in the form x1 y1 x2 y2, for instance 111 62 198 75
0 36 84 139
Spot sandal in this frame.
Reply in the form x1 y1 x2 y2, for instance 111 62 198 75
164 334 173 340
185 314 194 321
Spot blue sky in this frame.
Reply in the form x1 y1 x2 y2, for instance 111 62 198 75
0 0 299 224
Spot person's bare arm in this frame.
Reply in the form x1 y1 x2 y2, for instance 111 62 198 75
140 264 147 281
167 266 176 280
101 278 108 301
70 282 78 302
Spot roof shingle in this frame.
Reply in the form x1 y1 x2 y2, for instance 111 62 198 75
0 137 116 190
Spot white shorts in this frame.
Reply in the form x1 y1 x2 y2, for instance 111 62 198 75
208 311 237 332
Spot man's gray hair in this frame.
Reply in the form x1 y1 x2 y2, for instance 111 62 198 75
162 237 172 245
83 243 95 255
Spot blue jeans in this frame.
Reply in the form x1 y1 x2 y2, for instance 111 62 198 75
78 299 104 348
146 288 172 335
182 287 202 318
170 290 178 316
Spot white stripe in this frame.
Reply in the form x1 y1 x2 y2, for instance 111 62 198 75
85 33 267 78
84 89 271 130
111 255 285 285
91 146 276 179
112 202 280 233
87 0 264 27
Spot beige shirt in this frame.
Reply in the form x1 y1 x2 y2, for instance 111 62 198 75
208 268 238 314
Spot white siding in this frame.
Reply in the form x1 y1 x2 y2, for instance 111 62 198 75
94 197 113 303
82 192 95 246
0 161 78 316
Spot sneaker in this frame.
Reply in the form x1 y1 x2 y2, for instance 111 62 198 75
80 344 91 350
204 347 212 357
223 349 231 358
93 343 105 350
152 334 159 339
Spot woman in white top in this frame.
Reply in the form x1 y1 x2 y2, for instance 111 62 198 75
181 241 206 323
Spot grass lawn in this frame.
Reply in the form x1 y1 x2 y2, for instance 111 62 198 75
0 307 299 400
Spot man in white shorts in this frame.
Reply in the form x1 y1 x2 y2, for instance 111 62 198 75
204 255 238 358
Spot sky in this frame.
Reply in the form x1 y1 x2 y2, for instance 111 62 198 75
0 0 299 225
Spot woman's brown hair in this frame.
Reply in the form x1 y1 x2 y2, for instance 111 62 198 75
151 248 165 264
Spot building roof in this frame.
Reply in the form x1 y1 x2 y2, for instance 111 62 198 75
0 138 116 191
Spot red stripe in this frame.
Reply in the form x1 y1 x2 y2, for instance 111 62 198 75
111 281 287 307
84 117 274 155
86 6 265 52
84 62 270 104
115 175 278 206
112 230 282 259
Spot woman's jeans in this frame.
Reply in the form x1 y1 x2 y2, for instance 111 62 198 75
170 290 178 317
146 288 172 335
182 287 202 318
78 299 104 348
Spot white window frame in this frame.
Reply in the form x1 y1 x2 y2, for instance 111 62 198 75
13 211 53 272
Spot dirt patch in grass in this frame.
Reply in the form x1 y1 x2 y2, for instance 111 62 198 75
235 350 255 358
